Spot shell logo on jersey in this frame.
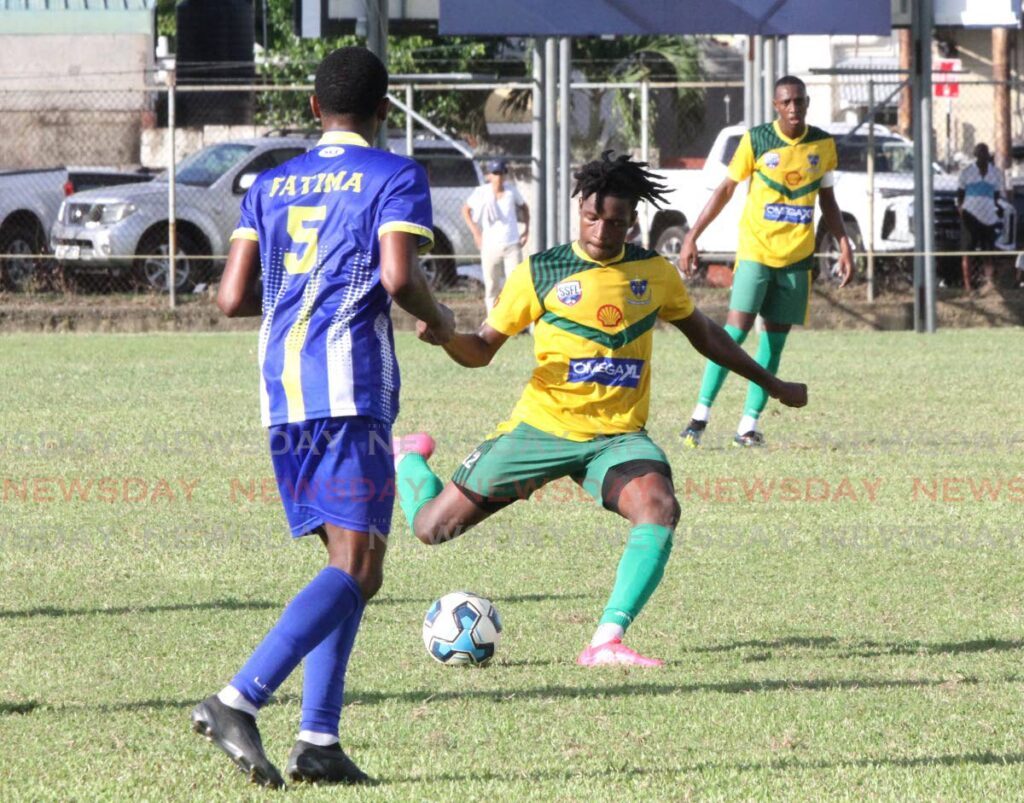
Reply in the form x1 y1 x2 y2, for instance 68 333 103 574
596 304 623 327
555 280 583 306
567 357 644 388
784 170 803 187
764 203 814 225
628 278 651 305
764 152 781 169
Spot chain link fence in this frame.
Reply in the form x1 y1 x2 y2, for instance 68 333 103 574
2 70 1022 301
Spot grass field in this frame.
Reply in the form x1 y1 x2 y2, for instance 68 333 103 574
2 328 1023 801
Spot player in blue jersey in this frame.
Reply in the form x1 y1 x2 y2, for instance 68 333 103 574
190 47 454 789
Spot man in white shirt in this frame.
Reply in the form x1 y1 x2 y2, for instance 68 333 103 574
957 143 1005 291
462 159 530 311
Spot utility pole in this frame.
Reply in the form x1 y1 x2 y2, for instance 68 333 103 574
898 28 913 138
367 0 389 149
993 27 1011 171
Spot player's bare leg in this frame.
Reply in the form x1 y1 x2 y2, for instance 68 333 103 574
578 472 679 668
394 432 494 544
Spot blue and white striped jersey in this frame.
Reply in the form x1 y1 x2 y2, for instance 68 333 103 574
231 130 433 427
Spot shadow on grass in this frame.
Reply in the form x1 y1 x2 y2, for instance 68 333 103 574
0 598 279 619
372 592 590 605
342 675 982 706
383 751 1024 785
0 700 40 715
690 636 1024 659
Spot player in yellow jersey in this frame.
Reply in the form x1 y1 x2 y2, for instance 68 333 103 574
394 152 807 666
680 76 853 448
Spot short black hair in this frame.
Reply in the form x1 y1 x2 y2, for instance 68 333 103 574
314 47 389 118
774 75 806 94
572 150 670 210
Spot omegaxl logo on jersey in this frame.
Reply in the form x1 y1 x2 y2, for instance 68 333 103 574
567 357 644 388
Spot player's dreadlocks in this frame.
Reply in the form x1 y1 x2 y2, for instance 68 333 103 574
572 150 670 210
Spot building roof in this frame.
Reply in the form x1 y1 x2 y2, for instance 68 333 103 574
836 57 904 109
0 0 156 34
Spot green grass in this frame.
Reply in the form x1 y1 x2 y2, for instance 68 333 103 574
1 328 1023 800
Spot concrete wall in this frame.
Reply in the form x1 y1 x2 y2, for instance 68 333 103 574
0 33 154 169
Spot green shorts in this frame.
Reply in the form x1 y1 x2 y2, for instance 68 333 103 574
451 423 673 513
730 257 813 326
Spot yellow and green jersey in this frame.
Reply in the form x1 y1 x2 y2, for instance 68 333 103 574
486 241 694 441
728 121 838 267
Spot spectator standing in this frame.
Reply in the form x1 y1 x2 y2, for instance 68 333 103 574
957 143 1005 292
462 159 530 311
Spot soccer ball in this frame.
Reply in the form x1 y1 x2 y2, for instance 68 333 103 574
422 591 502 666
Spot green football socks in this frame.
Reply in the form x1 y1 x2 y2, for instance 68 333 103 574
697 323 748 407
396 454 443 529
598 524 674 630
742 329 789 418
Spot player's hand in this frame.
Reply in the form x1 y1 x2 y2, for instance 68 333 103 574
837 236 855 288
772 380 808 408
472 233 483 250
418 304 456 346
679 235 699 276
519 231 529 248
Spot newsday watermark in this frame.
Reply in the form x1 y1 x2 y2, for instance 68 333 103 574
3 474 1022 506
3 427 1024 456
1 522 1022 554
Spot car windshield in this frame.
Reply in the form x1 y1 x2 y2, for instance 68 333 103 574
169 143 256 187
836 136 917 173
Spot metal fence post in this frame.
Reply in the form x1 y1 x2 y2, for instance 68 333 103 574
867 79 875 303
405 83 414 156
558 36 571 244
752 35 763 126
640 77 651 248
544 37 557 250
532 42 546 254
167 68 177 309
763 35 776 123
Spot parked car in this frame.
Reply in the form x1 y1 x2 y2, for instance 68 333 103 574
52 138 313 292
0 166 153 290
51 134 483 292
647 123 1017 284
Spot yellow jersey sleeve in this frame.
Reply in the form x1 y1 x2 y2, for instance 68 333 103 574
486 258 542 336
726 132 755 183
657 258 695 322
822 137 839 173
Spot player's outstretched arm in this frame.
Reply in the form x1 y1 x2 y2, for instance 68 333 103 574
672 309 807 408
218 238 262 317
380 231 455 344
417 321 508 368
680 178 738 275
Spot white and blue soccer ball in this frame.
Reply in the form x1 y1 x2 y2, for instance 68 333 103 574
422 591 502 666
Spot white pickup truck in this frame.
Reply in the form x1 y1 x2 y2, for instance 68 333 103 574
647 122 1016 281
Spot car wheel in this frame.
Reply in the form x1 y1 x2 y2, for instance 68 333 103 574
135 229 198 293
0 220 46 291
814 220 862 285
421 230 457 290
654 224 689 264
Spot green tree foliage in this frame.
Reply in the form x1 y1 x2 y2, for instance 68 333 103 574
573 36 704 156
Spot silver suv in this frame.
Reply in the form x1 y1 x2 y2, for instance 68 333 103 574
51 134 482 291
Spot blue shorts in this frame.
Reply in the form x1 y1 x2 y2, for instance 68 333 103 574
269 416 395 538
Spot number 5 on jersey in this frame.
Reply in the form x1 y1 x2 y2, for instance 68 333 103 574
284 205 327 274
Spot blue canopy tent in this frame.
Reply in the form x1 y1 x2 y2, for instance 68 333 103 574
439 0 892 36
438 0 905 313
